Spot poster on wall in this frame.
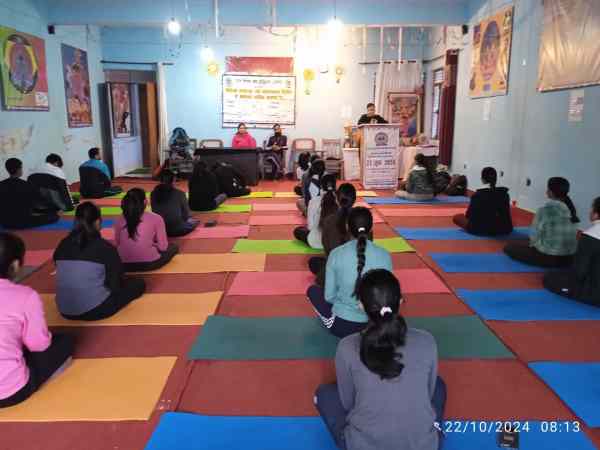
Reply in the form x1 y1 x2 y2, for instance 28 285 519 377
222 74 296 128
469 5 514 98
387 93 420 139
61 44 92 128
110 83 133 138
538 0 600 91
0 26 49 111
568 89 584 122
225 57 294 75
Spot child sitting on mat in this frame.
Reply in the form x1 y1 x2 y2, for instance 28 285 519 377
297 159 325 216
295 153 320 197
308 183 358 287
453 167 513 236
54 202 146 321
294 174 338 249
315 269 446 450
504 177 578 268
293 152 311 196
188 161 228 211
115 188 178 272
395 153 436 201
151 169 199 237
543 196 600 306
306 207 392 338
0 233 74 408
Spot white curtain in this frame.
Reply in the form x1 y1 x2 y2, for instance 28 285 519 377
375 62 422 120
157 63 170 164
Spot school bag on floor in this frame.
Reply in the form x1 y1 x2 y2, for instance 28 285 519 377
446 174 468 196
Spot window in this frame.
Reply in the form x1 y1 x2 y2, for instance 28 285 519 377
431 68 444 139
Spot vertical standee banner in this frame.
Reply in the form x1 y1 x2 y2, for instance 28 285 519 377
360 124 400 190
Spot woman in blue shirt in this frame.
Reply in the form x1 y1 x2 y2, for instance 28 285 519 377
306 207 393 338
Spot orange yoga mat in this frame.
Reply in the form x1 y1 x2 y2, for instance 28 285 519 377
39 292 222 326
133 253 266 274
249 214 305 226
0 357 176 421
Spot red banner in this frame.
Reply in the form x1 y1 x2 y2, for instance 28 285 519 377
225 57 294 75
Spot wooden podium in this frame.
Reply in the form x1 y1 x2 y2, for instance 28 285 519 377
358 124 400 190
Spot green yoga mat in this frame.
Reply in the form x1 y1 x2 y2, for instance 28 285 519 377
63 206 124 216
188 315 514 360
232 239 323 254
232 238 413 254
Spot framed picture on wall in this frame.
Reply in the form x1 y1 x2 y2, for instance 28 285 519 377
387 92 421 141
61 44 93 128
109 82 133 138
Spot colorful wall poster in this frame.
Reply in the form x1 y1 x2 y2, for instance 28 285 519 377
538 0 600 91
0 26 49 110
61 44 92 128
361 125 399 190
110 83 133 138
387 92 421 139
469 5 514 98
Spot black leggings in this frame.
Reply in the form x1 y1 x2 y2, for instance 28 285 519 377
123 244 179 272
0 334 74 408
167 220 199 238
294 226 310 244
62 277 146 321
308 256 326 287
307 285 366 338
504 242 573 268
2 212 59 230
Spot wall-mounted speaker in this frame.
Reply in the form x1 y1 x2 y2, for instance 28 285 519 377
47 25 55 35
462 24 469 35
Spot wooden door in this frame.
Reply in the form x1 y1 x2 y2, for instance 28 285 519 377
139 82 159 172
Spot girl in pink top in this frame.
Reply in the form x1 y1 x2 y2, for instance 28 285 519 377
231 122 257 149
114 188 178 272
0 233 73 408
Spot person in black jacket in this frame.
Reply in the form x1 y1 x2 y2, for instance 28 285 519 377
188 161 227 211
212 162 251 198
543 197 600 306
453 167 513 236
357 103 388 125
53 202 145 320
151 169 199 237
0 158 59 229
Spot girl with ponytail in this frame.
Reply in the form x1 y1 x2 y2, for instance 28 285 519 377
306 207 393 338
293 174 338 249
114 188 178 272
395 153 435 201
453 166 513 236
315 269 446 450
53 202 146 321
308 183 357 286
505 177 578 268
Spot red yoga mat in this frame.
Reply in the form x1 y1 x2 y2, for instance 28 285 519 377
227 269 450 296
24 249 53 267
249 214 305 226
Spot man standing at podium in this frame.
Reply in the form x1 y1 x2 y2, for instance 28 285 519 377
357 103 388 125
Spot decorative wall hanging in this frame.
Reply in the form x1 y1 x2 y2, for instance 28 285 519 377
207 61 219 77
109 83 133 138
469 5 514 98
335 65 344 83
61 44 93 128
0 26 49 110
303 68 315 94
386 92 420 139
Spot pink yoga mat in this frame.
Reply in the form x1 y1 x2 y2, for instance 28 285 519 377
25 250 53 267
101 225 250 240
252 203 297 212
380 207 466 217
371 211 384 224
92 198 122 207
249 214 305 226
227 268 449 296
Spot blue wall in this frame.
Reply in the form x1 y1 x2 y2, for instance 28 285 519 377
0 0 104 181
449 0 600 226
102 25 427 146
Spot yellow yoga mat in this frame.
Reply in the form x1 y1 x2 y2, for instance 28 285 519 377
356 191 378 197
40 292 222 326
134 253 266 274
0 357 176 422
240 191 273 198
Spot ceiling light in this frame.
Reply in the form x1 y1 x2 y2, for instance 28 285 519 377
328 17 343 35
167 18 181 35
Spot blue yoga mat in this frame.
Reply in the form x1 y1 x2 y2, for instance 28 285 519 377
0 219 115 232
456 289 600 321
395 227 529 241
144 413 337 450
365 196 470 205
430 253 546 273
442 421 596 449
530 362 600 428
